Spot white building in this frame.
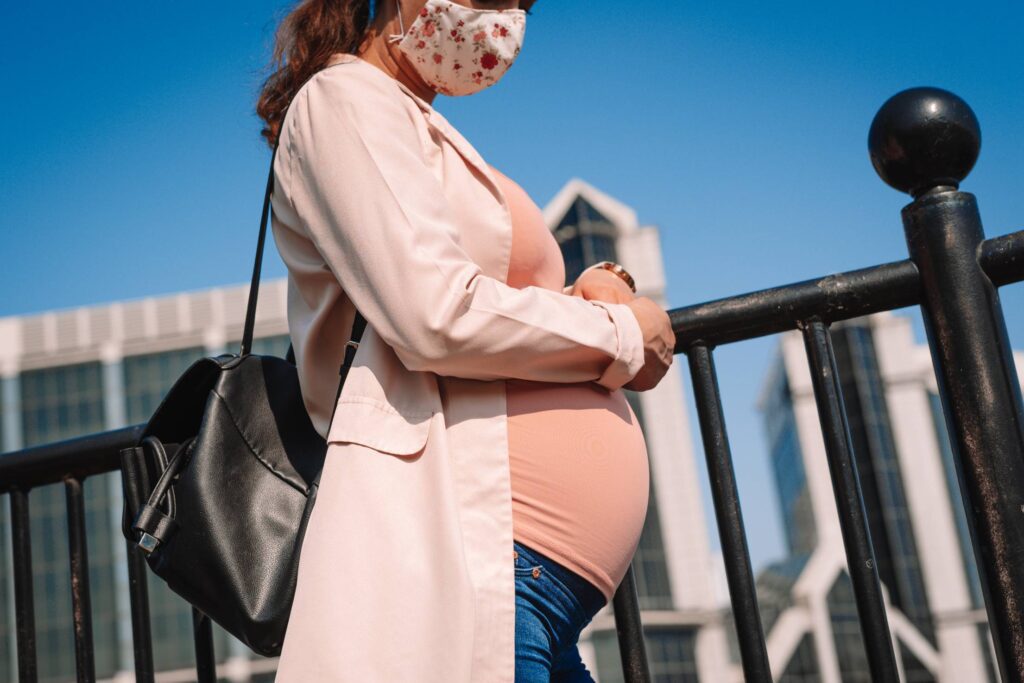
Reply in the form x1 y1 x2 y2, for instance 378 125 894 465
0 179 732 682
756 311 1022 682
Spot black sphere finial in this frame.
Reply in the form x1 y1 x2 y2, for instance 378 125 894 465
868 87 981 197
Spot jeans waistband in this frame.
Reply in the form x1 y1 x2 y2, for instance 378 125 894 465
513 541 607 621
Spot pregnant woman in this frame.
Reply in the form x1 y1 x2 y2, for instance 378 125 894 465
257 1 674 681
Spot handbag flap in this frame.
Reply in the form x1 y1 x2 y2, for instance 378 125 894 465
212 354 327 493
143 355 225 444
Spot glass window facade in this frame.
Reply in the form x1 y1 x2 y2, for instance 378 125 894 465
250 334 292 359
828 571 871 683
17 363 120 682
762 363 816 556
926 391 984 609
553 196 619 285
624 390 673 609
900 642 937 683
124 347 205 424
594 626 699 683
756 554 810 636
978 623 998 683
21 363 105 447
779 633 821 683
227 335 292 360
928 391 997 682
831 323 936 648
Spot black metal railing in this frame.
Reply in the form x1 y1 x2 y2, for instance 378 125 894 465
2 87 1023 683
662 87 1024 683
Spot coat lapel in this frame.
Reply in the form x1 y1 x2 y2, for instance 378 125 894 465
391 79 515 283
393 79 504 200
326 53 514 283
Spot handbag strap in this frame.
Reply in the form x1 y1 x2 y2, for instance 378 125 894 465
239 143 367 358
239 126 369 448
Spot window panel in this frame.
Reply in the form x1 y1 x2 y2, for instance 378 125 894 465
249 335 292 359
829 572 871 683
594 626 699 683
553 196 619 284
123 347 204 425
831 324 936 644
927 391 986 611
763 368 816 557
624 391 673 609
226 335 292 360
779 633 820 682
19 363 113 681
900 641 937 683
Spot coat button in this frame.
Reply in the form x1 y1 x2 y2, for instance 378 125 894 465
532 567 541 579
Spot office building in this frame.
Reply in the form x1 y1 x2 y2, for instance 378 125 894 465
756 311 1023 682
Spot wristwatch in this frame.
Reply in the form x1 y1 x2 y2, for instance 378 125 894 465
592 261 637 293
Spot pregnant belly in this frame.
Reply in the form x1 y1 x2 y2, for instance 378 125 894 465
505 379 650 601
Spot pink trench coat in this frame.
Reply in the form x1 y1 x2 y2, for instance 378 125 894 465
270 53 646 682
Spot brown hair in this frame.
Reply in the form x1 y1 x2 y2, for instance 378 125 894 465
256 0 380 148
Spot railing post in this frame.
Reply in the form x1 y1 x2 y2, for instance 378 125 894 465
10 489 38 683
192 608 217 683
870 86 1024 683
611 566 651 682
65 477 97 683
800 320 899 682
120 447 156 683
687 345 772 682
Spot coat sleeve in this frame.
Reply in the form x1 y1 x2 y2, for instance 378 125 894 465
282 68 646 391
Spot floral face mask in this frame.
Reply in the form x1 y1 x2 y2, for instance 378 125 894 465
388 0 526 97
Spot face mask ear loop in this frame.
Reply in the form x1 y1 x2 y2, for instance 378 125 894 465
387 0 406 44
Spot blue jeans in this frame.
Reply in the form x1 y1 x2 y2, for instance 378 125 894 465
513 540 608 682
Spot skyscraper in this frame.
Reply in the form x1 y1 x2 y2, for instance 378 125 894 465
756 311 1020 682
0 179 731 682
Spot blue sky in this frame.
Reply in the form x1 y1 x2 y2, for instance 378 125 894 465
2 1 1022 573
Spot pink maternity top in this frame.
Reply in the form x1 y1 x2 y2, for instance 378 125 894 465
491 165 651 604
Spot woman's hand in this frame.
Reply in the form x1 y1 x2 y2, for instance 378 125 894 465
566 269 673 391
566 268 636 304
622 297 674 392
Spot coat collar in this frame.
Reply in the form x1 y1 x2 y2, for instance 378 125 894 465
324 52 514 283
324 53 508 212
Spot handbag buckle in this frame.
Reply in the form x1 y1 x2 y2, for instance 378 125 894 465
345 340 359 350
138 532 160 555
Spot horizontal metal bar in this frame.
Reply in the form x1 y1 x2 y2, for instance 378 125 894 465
980 229 1024 287
670 259 921 350
0 425 144 493
669 229 1023 350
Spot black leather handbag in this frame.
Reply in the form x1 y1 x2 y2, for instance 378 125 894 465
119 142 367 657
